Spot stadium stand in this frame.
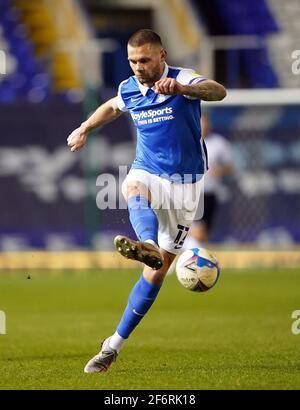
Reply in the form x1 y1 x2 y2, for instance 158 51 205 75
0 0 49 101
0 0 89 101
190 0 279 88
14 0 83 95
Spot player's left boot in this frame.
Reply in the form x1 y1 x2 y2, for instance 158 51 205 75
84 337 118 373
114 235 164 270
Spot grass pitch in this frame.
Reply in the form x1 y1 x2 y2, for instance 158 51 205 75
0 268 300 390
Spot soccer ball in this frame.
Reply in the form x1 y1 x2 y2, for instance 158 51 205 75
176 248 220 292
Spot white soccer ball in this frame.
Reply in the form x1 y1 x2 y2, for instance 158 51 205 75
176 248 220 292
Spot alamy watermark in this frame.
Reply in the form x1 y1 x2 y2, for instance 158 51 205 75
95 166 205 221
0 50 6 75
291 310 300 335
0 311 6 335
291 50 300 75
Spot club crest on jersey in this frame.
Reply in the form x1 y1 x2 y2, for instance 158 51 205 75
157 94 167 103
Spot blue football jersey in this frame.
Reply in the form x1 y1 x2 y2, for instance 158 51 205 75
117 64 208 183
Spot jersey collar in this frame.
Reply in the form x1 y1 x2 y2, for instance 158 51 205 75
137 63 169 96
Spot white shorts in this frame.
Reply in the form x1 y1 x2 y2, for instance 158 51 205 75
122 169 204 254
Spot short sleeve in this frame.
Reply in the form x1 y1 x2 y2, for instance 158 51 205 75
176 69 206 85
117 80 128 112
176 69 206 100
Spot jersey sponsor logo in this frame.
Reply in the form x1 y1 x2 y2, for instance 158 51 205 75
131 107 173 121
157 94 167 103
131 107 175 125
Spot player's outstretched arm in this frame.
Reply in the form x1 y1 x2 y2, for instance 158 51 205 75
67 97 123 152
154 78 226 102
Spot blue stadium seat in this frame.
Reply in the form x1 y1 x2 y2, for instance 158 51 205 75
191 0 279 87
0 3 50 101
218 0 279 87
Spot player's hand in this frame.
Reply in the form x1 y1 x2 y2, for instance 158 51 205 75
67 126 88 152
154 78 185 96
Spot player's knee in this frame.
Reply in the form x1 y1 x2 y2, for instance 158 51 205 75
122 180 150 201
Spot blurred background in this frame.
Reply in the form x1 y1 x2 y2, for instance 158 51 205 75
0 0 299 269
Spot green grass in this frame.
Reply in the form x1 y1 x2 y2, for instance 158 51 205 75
0 268 300 390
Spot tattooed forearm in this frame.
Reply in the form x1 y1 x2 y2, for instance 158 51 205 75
181 80 227 101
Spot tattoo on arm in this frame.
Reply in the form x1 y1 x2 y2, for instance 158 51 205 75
183 80 227 101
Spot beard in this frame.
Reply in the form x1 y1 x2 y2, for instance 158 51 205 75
136 66 163 85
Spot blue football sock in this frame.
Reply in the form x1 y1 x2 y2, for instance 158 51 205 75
117 274 161 339
128 195 158 244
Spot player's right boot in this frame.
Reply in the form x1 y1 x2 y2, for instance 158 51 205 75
84 337 118 373
114 235 164 270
